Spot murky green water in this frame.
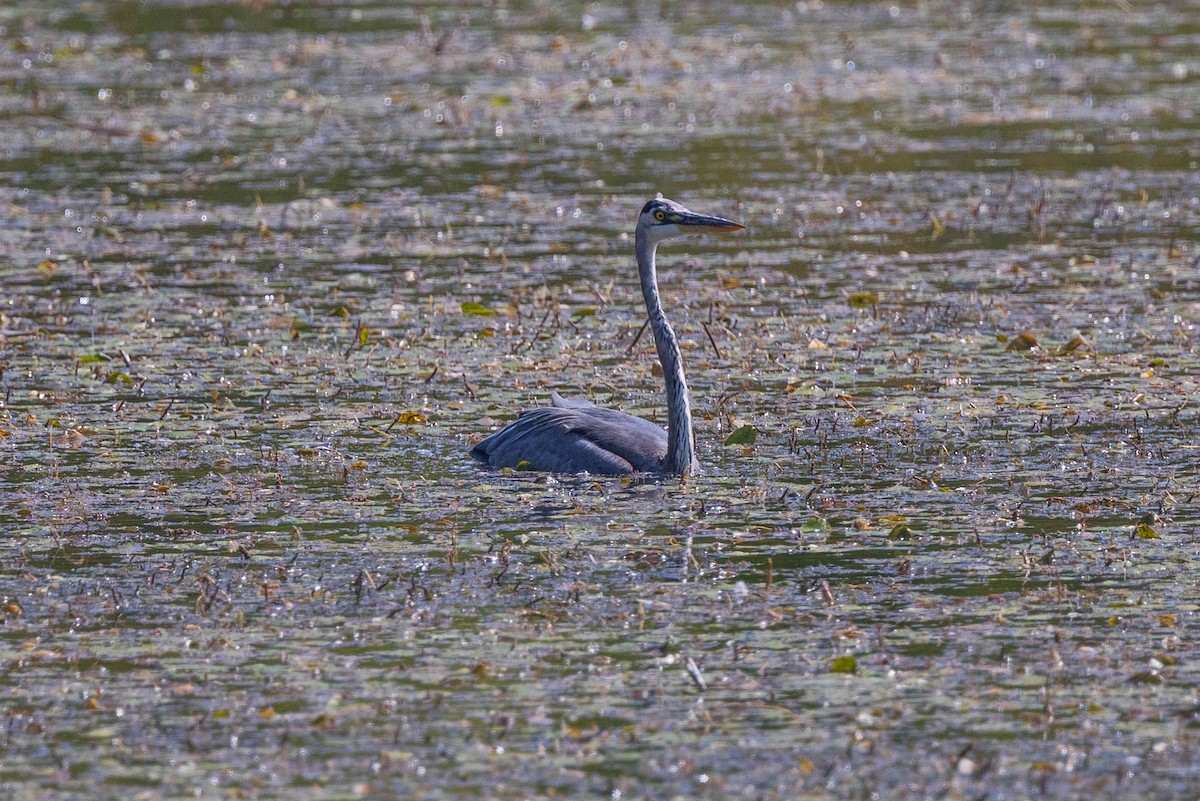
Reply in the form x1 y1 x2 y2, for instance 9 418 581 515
2 1 1199 798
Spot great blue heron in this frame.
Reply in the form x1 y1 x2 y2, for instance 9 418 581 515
470 198 745 476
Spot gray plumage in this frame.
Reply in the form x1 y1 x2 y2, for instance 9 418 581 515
470 198 745 476
471 404 670 474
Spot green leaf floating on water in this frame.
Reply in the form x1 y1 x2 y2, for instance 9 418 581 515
1135 523 1160 540
800 516 829 533
461 302 497 316
831 655 857 674
724 425 758 446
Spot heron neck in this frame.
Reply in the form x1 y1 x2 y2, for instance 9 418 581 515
636 233 696 475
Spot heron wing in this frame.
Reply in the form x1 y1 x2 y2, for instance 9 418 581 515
471 406 668 475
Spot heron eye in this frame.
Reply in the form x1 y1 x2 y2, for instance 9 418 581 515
653 210 666 221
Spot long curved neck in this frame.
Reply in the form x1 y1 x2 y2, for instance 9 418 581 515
636 232 696 475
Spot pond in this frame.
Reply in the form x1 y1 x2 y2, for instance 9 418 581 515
1 1 1199 798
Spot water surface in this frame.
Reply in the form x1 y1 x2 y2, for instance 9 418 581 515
2 1 1199 799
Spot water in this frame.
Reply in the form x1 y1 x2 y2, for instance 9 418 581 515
2 1 1199 798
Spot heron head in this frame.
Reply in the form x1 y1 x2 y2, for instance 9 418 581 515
638 197 745 244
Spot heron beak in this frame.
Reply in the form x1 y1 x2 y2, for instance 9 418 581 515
677 211 746 234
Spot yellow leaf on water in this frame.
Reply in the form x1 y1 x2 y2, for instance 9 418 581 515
395 410 427 425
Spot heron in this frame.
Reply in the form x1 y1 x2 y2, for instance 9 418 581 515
470 197 745 476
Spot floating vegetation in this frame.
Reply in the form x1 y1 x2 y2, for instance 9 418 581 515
0 1 1198 799
461 301 498 316
830 655 858 674
723 424 759 446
